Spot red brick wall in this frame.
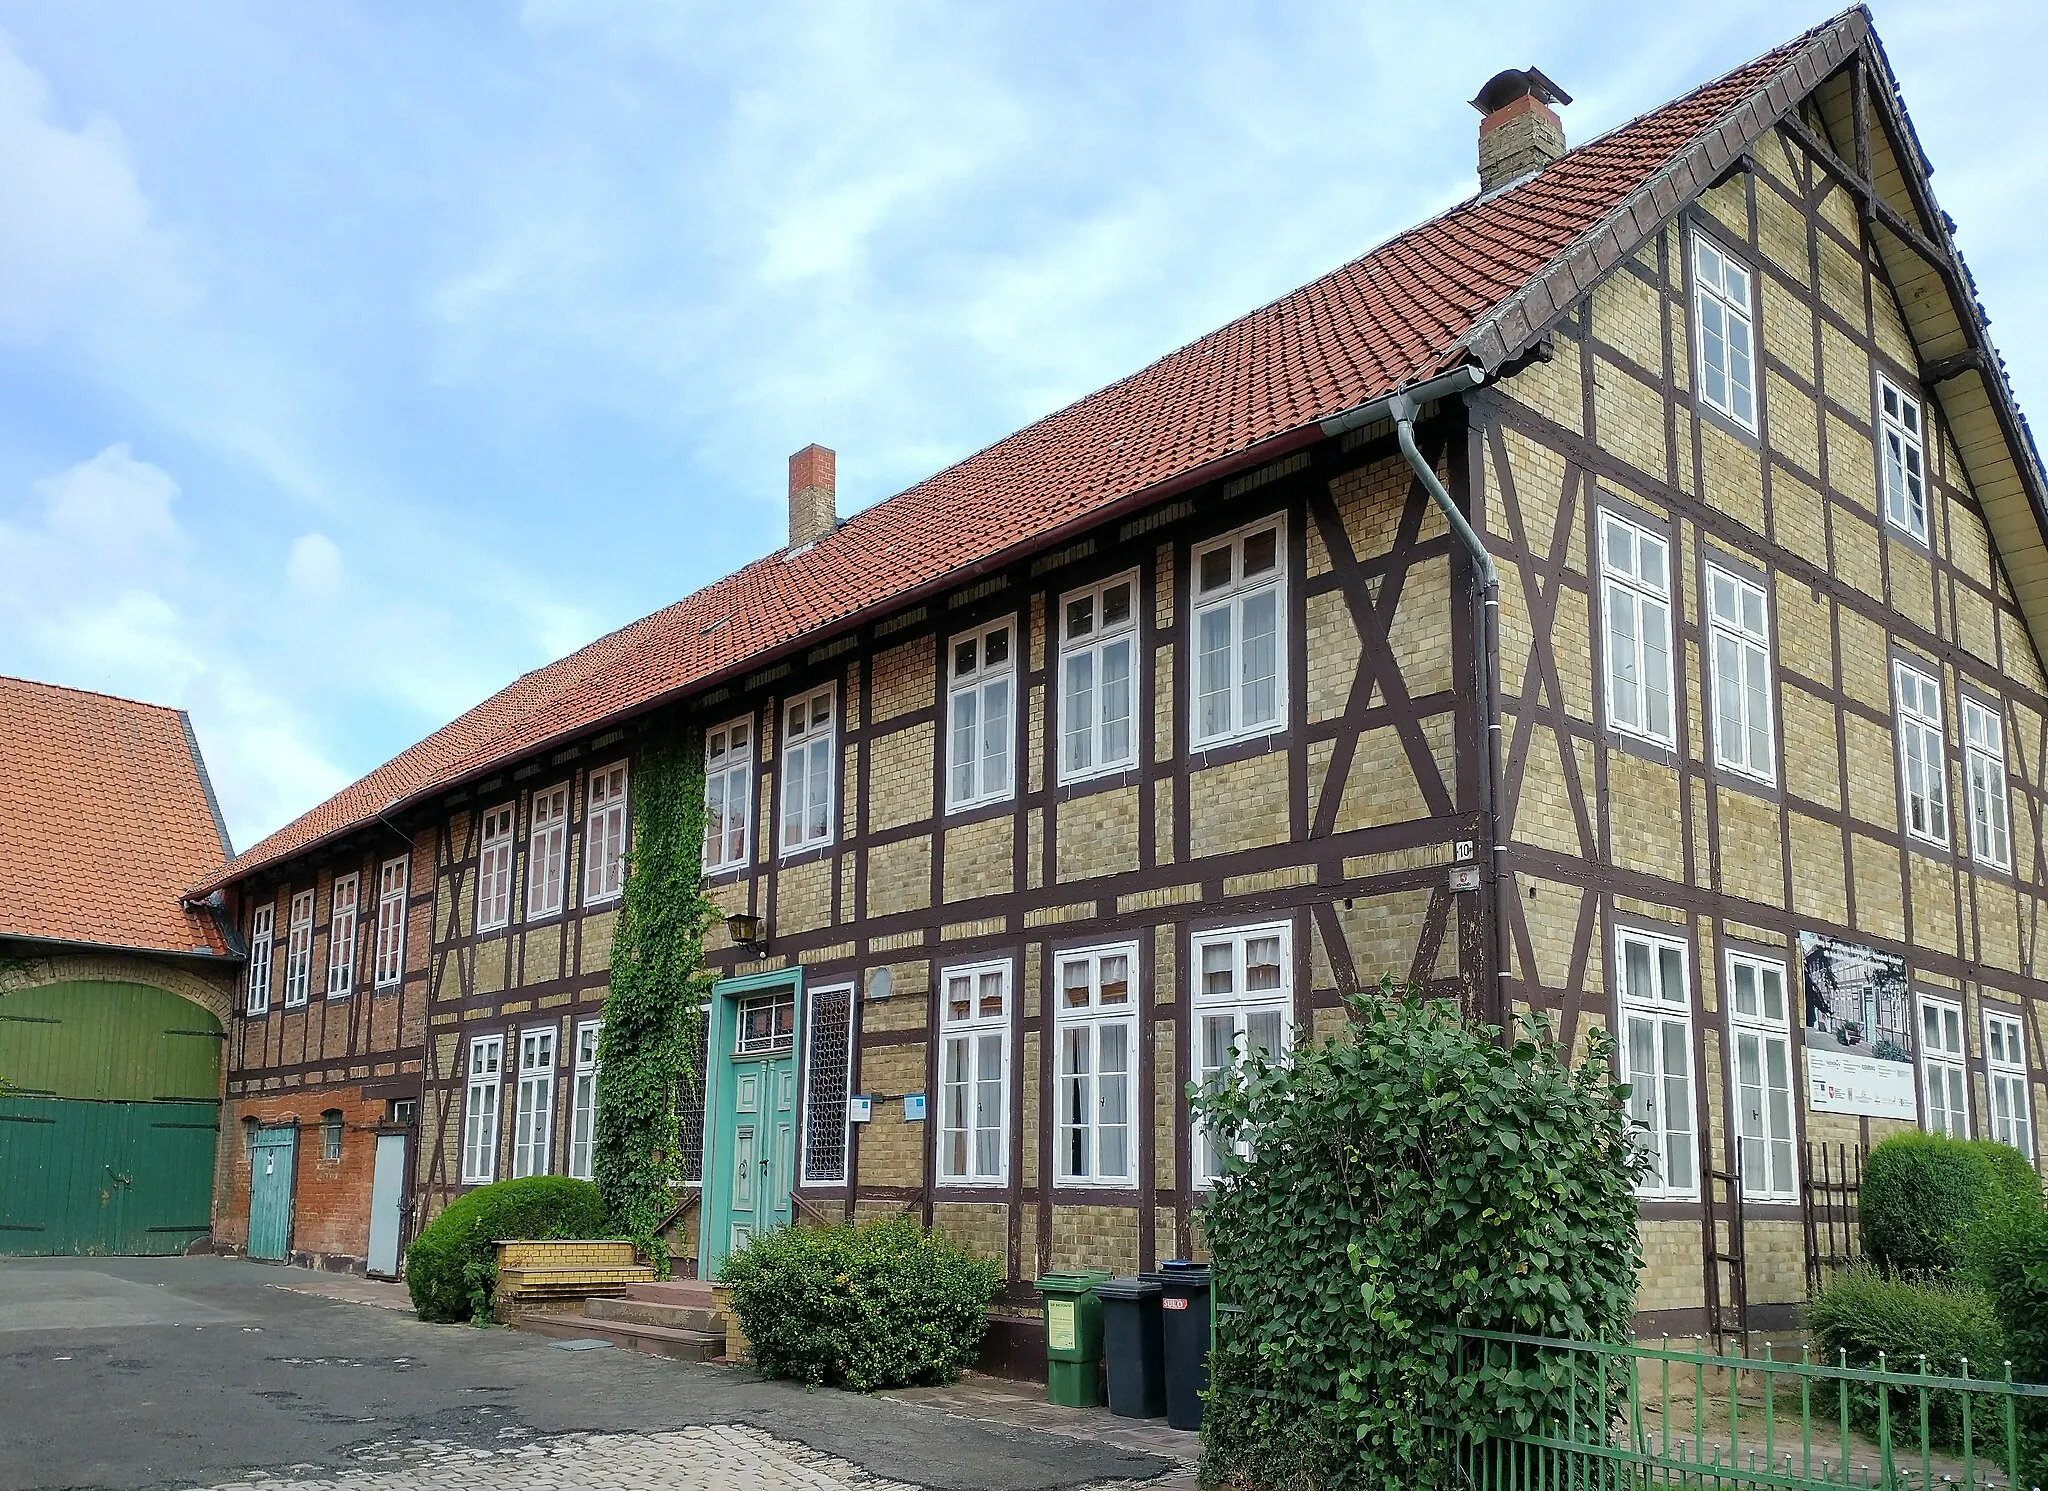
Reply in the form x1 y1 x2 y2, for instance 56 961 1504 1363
217 1088 390 1270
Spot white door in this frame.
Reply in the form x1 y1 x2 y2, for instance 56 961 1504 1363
367 1132 407 1277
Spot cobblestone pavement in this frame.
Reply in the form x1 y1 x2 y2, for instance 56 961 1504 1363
1 1258 1175 1491
203 1426 920 1491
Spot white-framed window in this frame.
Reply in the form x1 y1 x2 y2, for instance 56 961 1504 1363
1919 994 1969 1138
282 889 315 1009
583 762 629 903
462 1034 503 1185
1600 511 1676 747
1692 232 1757 431
947 621 1015 810
512 1026 556 1179
568 1019 601 1182
525 784 570 918
1055 943 1138 1187
938 960 1009 1186
476 804 514 931
1192 922 1293 1188
1059 573 1139 781
1963 698 2012 871
1895 661 1948 847
1191 517 1287 748
779 687 836 854
245 903 275 1015
1726 952 1795 1201
1986 1008 2034 1163
801 983 855 1186
373 855 408 988
326 874 358 997
1616 927 1696 1199
1707 563 1774 782
1878 374 1928 543
703 717 754 873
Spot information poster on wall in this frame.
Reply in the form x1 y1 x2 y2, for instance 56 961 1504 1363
1800 930 1917 1119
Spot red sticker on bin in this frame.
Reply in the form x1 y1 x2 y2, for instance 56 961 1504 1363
1162 1297 1189 1310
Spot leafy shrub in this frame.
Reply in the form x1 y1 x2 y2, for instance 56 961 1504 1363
406 1176 608 1323
1808 1266 2011 1449
1968 1205 2048 1378
717 1218 1000 1391
1810 1265 2008 1373
1863 1134 2040 1278
1192 984 1646 1491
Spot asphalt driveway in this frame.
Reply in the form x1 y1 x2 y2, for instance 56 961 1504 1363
0 1256 1174 1491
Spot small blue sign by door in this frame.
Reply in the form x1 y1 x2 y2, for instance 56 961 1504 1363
248 1125 297 1262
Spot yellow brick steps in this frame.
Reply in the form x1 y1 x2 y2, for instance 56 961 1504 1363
491 1238 654 1321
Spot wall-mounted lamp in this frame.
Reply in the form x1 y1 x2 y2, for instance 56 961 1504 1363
725 912 767 957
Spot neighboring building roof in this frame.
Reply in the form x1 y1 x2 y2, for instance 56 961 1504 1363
2 676 234 959
196 6 2040 895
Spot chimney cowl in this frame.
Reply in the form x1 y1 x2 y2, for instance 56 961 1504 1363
787 443 837 550
1469 67 1572 117
1472 67 1571 195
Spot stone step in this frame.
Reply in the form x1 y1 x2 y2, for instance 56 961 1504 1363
623 1279 718 1308
584 1295 725 1333
521 1309 725 1361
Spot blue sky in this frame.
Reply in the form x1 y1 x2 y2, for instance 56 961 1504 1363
2 2 2042 852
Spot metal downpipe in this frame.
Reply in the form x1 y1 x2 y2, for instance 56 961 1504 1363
1384 381 1509 1029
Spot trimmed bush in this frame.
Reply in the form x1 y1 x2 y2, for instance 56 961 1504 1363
717 1218 1000 1391
1193 985 1646 1491
406 1176 608 1323
1862 1134 2039 1278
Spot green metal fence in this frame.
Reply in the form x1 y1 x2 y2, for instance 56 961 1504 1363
1434 1330 2048 1491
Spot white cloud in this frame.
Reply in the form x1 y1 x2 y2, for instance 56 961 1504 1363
286 531 344 599
0 445 349 845
0 30 185 343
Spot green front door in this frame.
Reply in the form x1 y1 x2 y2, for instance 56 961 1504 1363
0 981 221 1257
699 971 802 1278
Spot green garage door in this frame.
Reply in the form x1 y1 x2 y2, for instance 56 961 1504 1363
0 981 222 1256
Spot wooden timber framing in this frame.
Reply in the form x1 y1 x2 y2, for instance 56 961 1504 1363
215 14 2048 1326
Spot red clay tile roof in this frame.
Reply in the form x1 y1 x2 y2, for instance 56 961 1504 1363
3 676 234 958
196 11 1855 895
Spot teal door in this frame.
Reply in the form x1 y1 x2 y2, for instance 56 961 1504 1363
699 972 802 1278
248 1125 297 1261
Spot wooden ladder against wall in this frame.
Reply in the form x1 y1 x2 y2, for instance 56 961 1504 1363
1799 1142 1865 1298
1701 1164 1748 1354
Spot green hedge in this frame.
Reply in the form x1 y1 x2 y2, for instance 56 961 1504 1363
717 1218 1000 1391
406 1176 608 1323
1193 985 1646 1491
1863 1134 2041 1278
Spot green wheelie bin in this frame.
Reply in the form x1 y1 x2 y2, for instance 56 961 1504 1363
1034 1269 1113 1407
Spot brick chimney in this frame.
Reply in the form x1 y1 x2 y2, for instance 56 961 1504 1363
1472 67 1571 194
787 444 836 549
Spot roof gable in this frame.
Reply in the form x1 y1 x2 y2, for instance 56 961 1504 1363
2 676 234 959
205 6 2031 896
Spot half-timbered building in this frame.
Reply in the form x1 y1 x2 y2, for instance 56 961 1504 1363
194 7 2048 1339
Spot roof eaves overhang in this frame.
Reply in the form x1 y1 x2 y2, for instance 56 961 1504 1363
190 394 1474 898
0 930 244 967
